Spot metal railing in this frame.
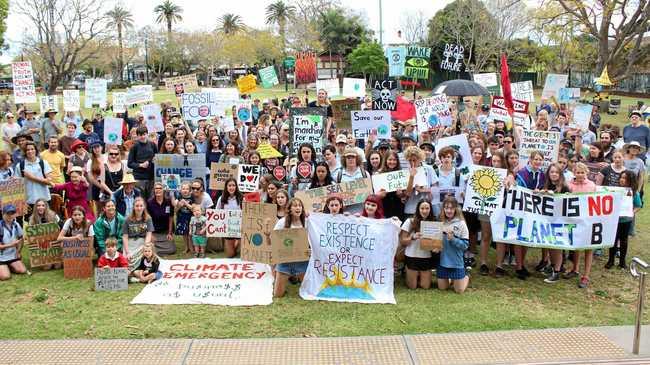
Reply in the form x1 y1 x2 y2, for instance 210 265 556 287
630 257 648 355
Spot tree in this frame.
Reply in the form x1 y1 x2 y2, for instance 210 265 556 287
154 0 183 38
15 0 110 94
217 13 245 35
318 9 372 56
400 10 427 45
0 0 8 53
106 5 134 84
265 1 296 55
346 42 386 80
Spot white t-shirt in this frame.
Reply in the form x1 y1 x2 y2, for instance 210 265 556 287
274 217 304 230
2 123 21 141
401 218 432 258
61 218 95 237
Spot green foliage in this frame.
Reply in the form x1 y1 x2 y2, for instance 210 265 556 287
346 42 386 76
318 9 372 55
0 0 8 52
154 0 183 33
217 14 245 35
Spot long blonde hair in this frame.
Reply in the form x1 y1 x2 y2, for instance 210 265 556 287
141 242 159 264
129 197 150 222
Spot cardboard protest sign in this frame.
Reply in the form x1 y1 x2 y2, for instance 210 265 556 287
288 107 327 156
542 74 568 99
163 74 199 94
415 95 453 131
295 177 373 212
316 78 340 97
236 74 257 94
241 202 277 264
462 166 508 215
209 163 238 190
62 238 93 279
371 79 398 111
440 43 465 72
490 186 622 250
342 78 366 98
206 209 242 238
371 169 410 193
270 228 310 264
420 221 443 251
331 98 358 130
130 258 273 306
301 213 399 304
235 102 252 124
405 46 431 80
103 117 123 144
0 178 26 216
12 61 36 103
386 46 406 77
112 92 127 113
26 222 61 268
84 79 108 108
258 66 279 88
473 73 499 96
511 81 534 102
351 110 391 140
154 154 206 184
126 85 154 105
95 268 129 291
573 104 593 130
519 130 560 169
161 174 180 191
256 143 283 159
181 91 220 122
39 96 59 113
202 88 240 117
63 90 80 112
238 164 260 192
436 134 472 174
558 87 581 103
142 103 164 133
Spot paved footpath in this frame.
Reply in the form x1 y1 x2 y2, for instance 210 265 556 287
1 326 649 364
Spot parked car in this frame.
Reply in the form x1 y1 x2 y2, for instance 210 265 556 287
0 81 13 89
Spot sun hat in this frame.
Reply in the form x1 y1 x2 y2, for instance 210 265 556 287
335 134 347 144
623 141 646 153
70 140 88 152
69 166 84 174
343 146 358 157
11 132 33 144
119 173 137 184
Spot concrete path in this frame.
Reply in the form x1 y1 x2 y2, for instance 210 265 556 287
1 326 648 364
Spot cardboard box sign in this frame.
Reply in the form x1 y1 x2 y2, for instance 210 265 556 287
270 228 310 264
420 221 443 251
62 238 93 279
240 202 277 264
95 268 129 291
26 222 62 268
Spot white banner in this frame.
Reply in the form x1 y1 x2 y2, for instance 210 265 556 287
63 90 80 112
342 78 366 98
490 186 622 250
316 78 340 97
206 209 242 238
12 61 36 104
126 85 154 105
39 95 59 113
130 259 273 306
351 110 391 140
84 79 108 108
104 117 123 144
112 92 127 113
462 166 507 215
414 94 453 131
202 88 239 116
182 91 220 122
371 169 424 193
473 73 497 88
142 104 164 133
511 81 534 103
300 213 399 304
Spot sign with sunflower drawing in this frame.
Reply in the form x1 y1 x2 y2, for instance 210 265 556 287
462 166 508 216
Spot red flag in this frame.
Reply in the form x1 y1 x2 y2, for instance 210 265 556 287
391 96 416 121
500 54 514 116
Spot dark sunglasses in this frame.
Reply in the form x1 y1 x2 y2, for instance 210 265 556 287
191 187 201 191
109 153 119 156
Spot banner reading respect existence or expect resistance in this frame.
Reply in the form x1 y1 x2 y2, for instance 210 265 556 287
490 186 622 250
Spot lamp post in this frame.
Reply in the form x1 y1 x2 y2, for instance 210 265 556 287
144 37 149 84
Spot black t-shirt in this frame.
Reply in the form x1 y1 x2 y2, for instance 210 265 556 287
600 165 623 187
307 101 333 118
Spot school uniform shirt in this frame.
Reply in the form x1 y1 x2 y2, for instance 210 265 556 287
61 218 95 237
0 220 22 262
16 158 52 204
401 218 432 259
439 217 470 269
97 252 128 268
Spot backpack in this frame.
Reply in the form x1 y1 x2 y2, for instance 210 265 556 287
19 158 45 178
432 165 461 187
337 167 368 183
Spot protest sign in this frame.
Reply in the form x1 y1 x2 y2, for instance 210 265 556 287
62 238 93 279
511 80 535 102
12 61 36 103
440 43 465 72
206 209 242 238
26 222 61 268
103 117 123 144
0 178 26 216
490 186 622 250
256 143 283 159
236 74 257 94
126 85 154 105
558 87 581 103
154 154 206 184
300 213 399 304
371 169 410 193
63 90 80 112
351 110 391 140
315 78 340 97
519 130 560 169
573 104 593 130
600 186 633 218
489 106 512 125
542 74 568 99
371 79 398 110
221 117 235 132
161 174 180 191
241 202 277 264
512 99 531 129
431 186 463 205
95 268 129 291
462 166 508 215
330 99 358 130
405 46 431 80
289 107 327 156
270 228 310 264
202 88 240 116
39 96 58 113
209 163 239 190
272 166 287 183
130 258 273 306
84 79 108 108
491 96 529 129
142 103 164 133
386 46 406 77
436 134 472 174
473 73 499 96
295 177 373 212
163 74 199 94
415 95 453 131
258 66 279 88
342 78 366 98
181 91 221 122
420 221 443 251
238 164 260 192
112 92 127 113
236 102 252 124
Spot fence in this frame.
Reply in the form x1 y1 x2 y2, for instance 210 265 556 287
570 70 650 94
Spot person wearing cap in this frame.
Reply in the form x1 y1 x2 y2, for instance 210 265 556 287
53 165 93 221
19 109 41 147
623 110 650 160
112 173 142 217
78 119 100 147
400 133 417 151
15 140 53 207
91 112 105 147
376 140 391 157
2 112 21 153
0 204 27 280
127 126 157 200
10 132 32 168
40 136 66 184
40 109 63 147
334 134 347 159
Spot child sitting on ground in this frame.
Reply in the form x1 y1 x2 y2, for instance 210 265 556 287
97 238 128 268
132 242 161 284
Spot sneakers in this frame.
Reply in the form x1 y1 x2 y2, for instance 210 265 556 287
516 269 528 280
563 271 579 279
534 260 549 272
129 277 139 284
479 264 489 276
605 261 615 269
494 266 506 278
544 271 560 283
578 276 590 288
464 256 476 268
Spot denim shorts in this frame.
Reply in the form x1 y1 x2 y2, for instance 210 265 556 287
437 266 466 280
276 261 309 276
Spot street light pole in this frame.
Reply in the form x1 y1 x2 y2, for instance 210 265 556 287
379 0 383 46
144 38 149 84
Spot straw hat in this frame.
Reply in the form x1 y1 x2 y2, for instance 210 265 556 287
119 173 137 184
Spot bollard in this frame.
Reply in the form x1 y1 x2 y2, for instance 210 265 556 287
630 257 648 355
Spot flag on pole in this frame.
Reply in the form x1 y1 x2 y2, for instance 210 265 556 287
500 54 514 116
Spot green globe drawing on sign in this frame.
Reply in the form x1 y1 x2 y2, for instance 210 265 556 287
108 133 118 143
283 238 293 247
377 124 388 135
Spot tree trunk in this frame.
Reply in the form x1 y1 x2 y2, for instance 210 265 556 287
118 24 124 83
48 74 61 95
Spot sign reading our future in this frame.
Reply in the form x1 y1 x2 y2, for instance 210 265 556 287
404 46 431 80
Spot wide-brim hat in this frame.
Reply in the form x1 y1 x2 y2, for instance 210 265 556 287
11 133 33 144
630 110 643 119
70 139 88 152
343 146 358 157
46 109 58 116
119 173 137 184
335 134 347 144
623 141 646 153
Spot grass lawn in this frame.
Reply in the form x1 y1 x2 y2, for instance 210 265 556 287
0 87 649 340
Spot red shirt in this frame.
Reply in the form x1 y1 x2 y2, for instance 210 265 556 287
53 181 94 221
97 252 128 268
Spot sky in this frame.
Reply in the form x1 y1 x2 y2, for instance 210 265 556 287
2 0 452 63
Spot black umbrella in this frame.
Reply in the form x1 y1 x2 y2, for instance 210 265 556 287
432 79 490 96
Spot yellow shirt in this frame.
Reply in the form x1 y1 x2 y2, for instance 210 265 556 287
40 150 66 184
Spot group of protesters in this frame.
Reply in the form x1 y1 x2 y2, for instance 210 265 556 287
0 86 646 295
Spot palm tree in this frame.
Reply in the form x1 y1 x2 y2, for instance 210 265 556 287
265 1 296 55
106 5 134 83
216 13 245 35
154 0 183 37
